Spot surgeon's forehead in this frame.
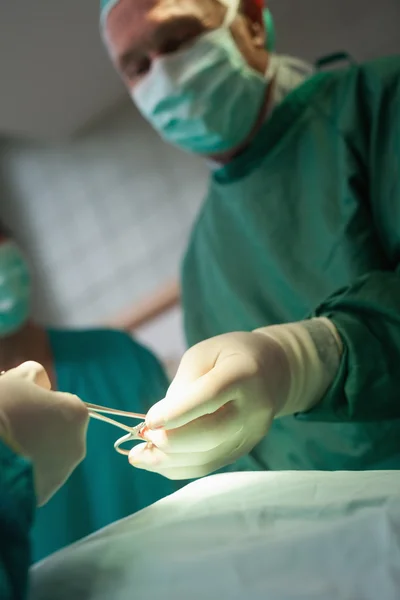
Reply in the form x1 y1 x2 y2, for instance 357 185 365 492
105 0 222 58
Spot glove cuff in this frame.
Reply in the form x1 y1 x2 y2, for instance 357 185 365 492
254 318 342 417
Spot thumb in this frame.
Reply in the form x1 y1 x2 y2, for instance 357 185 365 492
3 362 51 390
146 355 246 430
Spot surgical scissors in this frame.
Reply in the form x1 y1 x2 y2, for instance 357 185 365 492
85 403 147 456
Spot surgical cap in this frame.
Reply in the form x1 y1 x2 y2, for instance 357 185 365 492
100 0 275 51
101 0 264 23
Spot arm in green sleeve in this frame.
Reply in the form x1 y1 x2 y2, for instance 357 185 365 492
310 66 400 422
0 440 35 600
312 272 400 421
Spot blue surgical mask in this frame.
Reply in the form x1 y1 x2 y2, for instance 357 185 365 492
131 0 268 155
0 241 31 337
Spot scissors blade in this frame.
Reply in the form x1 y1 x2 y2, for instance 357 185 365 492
85 402 145 420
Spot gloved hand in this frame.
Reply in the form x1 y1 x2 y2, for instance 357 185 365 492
0 362 88 505
129 318 342 479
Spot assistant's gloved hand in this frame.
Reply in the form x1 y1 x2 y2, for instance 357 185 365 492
0 362 88 505
129 318 342 479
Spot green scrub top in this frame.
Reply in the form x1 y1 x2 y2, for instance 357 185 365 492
0 440 34 600
31 328 175 563
182 56 400 472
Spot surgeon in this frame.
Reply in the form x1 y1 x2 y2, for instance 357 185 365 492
0 222 175 561
100 0 400 477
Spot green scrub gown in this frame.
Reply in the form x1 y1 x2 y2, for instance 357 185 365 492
182 56 400 471
31 328 175 563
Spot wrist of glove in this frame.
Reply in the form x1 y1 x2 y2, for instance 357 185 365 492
254 317 343 418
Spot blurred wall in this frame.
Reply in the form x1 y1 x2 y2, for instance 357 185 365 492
269 0 400 61
0 103 207 362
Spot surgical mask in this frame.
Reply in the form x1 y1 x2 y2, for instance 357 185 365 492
0 241 31 337
131 0 268 155
207 53 315 171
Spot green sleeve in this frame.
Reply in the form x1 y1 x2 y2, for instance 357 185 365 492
0 440 35 600
310 61 400 422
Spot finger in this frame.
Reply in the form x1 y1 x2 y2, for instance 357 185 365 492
145 337 224 425
146 354 253 430
53 391 89 426
153 434 261 480
143 402 241 453
128 432 259 480
3 362 51 390
128 442 223 471
169 337 222 386
2 384 88 438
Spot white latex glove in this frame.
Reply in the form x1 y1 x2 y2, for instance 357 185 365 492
0 362 88 506
129 318 342 479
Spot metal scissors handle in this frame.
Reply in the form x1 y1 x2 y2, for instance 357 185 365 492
85 403 147 456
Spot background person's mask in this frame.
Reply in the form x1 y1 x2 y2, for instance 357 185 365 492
131 0 268 155
0 241 31 337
